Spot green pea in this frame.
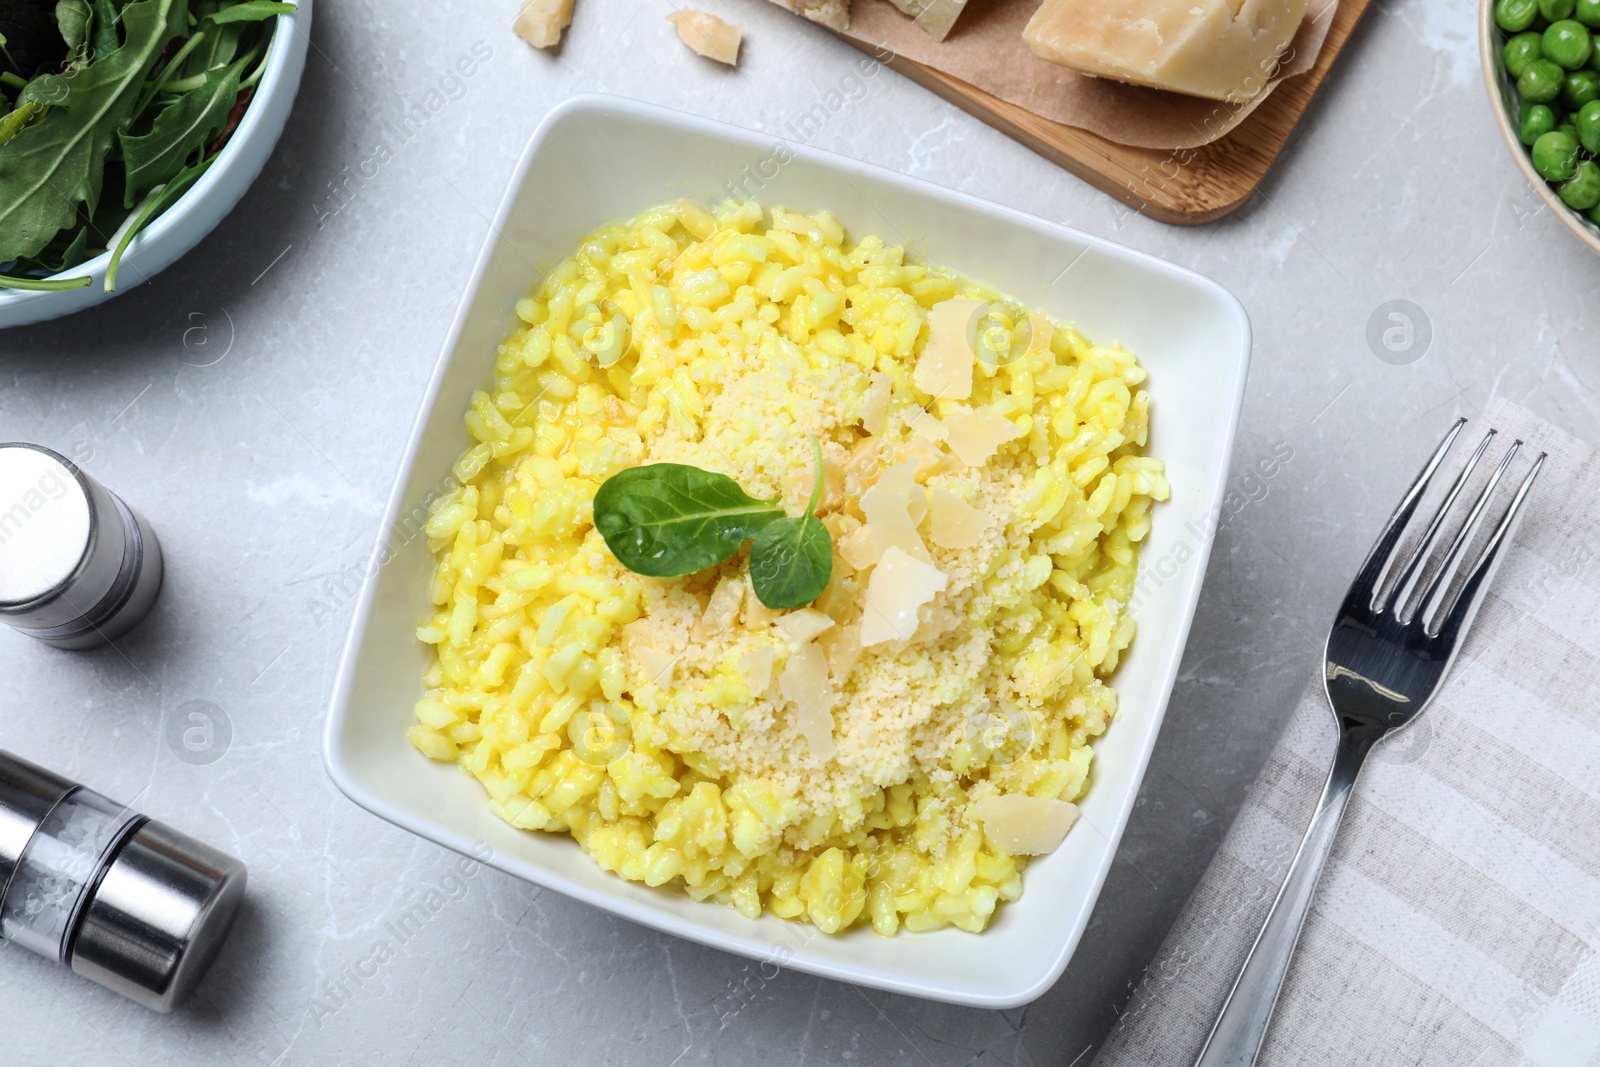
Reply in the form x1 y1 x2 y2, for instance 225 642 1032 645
1533 129 1581 178
1544 19 1593 67
1541 0 1576 20
1500 0 1542 30
1559 121 1581 142
1580 0 1600 24
1560 160 1600 207
1522 102 1559 143
1565 68 1600 106
1589 199 1600 223
1507 31 1545 76
1521 58 1568 99
1575 99 1600 150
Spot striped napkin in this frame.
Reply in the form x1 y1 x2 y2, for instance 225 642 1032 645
1093 398 1600 1067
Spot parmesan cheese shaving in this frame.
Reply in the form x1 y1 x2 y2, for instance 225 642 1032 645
742 587 778 629
906 406 947 442
972 796 1081 855
929 489 986 550
861 461 930 564
736 645 774 694
860 546 948 647
860 371 892 435
634 645 679 686
944 405 1023 467
894 438 946 480
695 572 746 638
819 622 862 682
779 643 836 761
837 525 876 571
914 297 985 400
774 608 835 645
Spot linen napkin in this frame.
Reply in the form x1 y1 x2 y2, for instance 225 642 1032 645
1093 397 1600 1067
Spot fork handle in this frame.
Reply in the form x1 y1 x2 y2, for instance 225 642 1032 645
1193 728 1377 1067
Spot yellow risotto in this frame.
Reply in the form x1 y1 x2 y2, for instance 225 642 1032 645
408 200 1167 935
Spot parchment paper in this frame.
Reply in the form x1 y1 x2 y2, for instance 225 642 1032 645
801 0 1341 150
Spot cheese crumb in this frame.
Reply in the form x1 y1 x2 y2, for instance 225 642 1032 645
860 546 948 647
514 0 575 48
915 297 985 400
972 796 1081 855
667 8 742 65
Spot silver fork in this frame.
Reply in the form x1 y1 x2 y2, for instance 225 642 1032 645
1193 419 1546 1067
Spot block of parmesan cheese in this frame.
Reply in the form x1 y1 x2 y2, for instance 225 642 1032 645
887 0 969 42
514 0 574 49
1022 0 1310 102
763 0 850 32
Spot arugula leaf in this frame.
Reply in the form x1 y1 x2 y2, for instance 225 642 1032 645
593 463 785 578
89 0 120 59
0 101 46 146
187 17 245 76
17 72 75 108
0 270 90 290
749 439 833 609
0 0 180 262
207 1 295 23
57 224 88 268
57 0 92 58
105 150 211 290
119 53 243 205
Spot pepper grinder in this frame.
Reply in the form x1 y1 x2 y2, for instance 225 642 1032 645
0 443 164 648
0 750 248 1011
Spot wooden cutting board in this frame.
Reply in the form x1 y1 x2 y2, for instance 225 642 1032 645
846 0 1375 225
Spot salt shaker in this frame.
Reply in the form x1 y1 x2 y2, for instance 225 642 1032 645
0 750 248 1011
0 443 164 648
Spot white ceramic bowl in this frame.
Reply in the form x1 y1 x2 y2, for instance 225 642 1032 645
324 94 1251 1008
1480 0 1600 255
0 0 312 329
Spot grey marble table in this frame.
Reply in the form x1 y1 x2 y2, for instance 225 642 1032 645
3 0 1595 1062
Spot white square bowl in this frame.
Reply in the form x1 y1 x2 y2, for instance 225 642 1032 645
324 94 1250 1009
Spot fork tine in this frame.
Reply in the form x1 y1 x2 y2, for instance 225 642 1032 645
1428 451 1546 638
1383 429 1497 616
1347 417 1467 610
1412 439 1523 627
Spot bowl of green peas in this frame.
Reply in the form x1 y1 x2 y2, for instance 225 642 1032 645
1484 0 1600 253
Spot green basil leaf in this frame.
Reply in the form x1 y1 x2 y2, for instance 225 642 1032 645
207 1 296 24
592 463 783 578
748 437 832 608
119 54 244 205
749 514 832 609
0 0 182 263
